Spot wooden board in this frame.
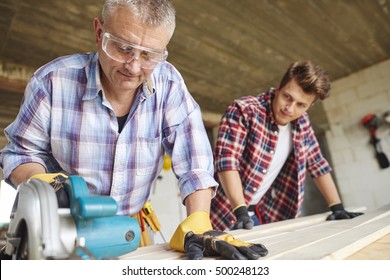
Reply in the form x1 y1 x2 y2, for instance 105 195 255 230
119 205 390 260
346 233 390 260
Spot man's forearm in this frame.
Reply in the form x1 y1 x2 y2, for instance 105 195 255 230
314 173 342 206
218 170 246 209
184 188 213 215
9 162 46 187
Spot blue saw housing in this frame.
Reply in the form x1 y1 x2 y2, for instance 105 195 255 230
64 176 140 259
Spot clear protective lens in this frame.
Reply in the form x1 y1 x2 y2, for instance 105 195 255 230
102 33 168 69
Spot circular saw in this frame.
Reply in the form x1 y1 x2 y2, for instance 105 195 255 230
1 176 140 259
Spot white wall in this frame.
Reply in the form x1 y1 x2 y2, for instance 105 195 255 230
324 59 390 211
0 180 16 226
148 169 187 244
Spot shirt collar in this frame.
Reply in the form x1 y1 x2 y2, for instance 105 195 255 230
83 52 102 101
263 88 278 127
139 78 155 102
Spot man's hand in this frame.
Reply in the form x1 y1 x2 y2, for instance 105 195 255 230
326 203 364 220
169 211 268 260
185 230 268 260
30 173 70 208
232 205 254 230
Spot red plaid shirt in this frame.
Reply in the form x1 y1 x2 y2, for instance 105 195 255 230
210 89 332 231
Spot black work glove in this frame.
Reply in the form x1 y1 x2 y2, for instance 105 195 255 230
232 205 254 230
185 230 268 260
30 173 70 208
326 203 364 220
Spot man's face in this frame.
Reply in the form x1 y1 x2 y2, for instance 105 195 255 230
272 78 316 125
94 6 170 95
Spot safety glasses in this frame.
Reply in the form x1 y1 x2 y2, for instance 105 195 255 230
102 32 168 69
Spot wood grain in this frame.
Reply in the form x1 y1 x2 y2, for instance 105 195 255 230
120 205 390 260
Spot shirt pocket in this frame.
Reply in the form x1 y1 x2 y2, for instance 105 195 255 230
136 136 163 175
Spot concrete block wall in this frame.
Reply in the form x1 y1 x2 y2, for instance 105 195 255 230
323 59 390 211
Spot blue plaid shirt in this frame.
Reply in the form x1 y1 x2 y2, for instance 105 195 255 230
0 52 217 215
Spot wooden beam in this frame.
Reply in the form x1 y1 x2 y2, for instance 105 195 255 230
0 59 32 94
201 110 222 128
0 76 26 94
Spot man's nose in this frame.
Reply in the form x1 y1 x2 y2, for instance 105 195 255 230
124 56 141 72
285 102 293 113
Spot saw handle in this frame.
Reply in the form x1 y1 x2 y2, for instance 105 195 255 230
72 196 118 219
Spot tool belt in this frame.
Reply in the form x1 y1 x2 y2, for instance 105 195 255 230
133 202 162 247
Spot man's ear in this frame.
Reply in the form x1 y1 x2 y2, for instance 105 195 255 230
93 18 103 44
311 96 320 107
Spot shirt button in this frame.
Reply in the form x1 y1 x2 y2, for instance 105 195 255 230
262 169 267 174
270 150 275 154
253 187 257 191
274 131 278 135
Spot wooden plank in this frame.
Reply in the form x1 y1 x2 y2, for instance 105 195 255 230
323 223 390 260
267 205 390 259
346 233 390 260
121 211 334 260
224 206 365 245
119 243 185 260
119 205 388 260
270 214 390 260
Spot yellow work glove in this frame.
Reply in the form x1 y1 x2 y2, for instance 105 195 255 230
30 173 69 208
169 211 268 260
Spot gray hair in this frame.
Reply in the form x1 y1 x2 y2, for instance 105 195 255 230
102 0 176 40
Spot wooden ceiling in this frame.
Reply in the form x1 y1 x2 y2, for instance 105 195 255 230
1 0 390 129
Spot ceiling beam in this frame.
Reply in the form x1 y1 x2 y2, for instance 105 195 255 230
0 60 31 93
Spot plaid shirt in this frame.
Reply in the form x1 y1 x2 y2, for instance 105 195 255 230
0 52 217 216
210 89 331 231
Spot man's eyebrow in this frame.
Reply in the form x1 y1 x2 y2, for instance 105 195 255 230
284 91 311 106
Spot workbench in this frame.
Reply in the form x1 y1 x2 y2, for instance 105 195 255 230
2 205 389 280
120 204 390 260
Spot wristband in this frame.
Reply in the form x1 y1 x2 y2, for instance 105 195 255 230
233 205 249 217
232 203 246 212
